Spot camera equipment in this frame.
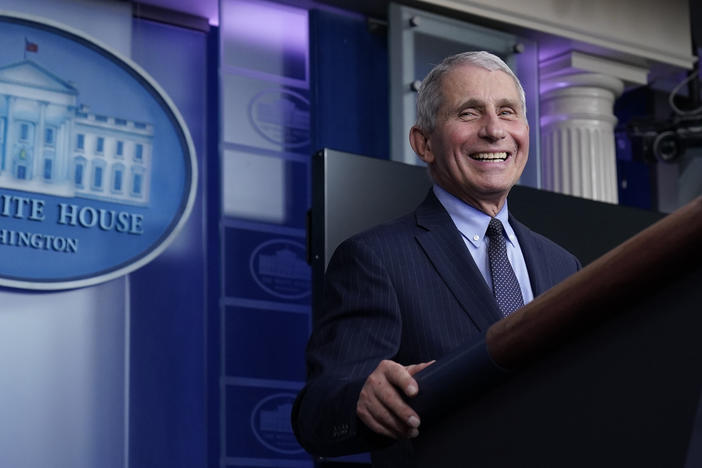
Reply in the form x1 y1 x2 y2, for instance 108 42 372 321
626 60 702 163
628 114 702 163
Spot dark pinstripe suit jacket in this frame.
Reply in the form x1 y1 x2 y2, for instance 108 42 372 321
292 190 581 464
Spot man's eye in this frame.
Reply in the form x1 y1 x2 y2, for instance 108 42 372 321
459 110 478 118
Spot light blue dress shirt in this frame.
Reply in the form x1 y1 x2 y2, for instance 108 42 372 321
433 185 534 305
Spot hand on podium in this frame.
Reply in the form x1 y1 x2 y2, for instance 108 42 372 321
356 359 434 440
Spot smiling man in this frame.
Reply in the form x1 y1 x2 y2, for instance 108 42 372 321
292 51 581 467
410 56 529 217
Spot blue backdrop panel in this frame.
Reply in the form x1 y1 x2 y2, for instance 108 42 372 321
613 85 656 210
220 0 309 85
225 305 309 380
309 8 389 159
221 147 310 229
617 159 654 210
128 18 209 468
225 385 312 464
221 73 311 155
223 225 311 304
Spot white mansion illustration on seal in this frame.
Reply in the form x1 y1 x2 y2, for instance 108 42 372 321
0 60 153 205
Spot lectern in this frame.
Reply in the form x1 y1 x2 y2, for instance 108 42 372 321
411 197 702 467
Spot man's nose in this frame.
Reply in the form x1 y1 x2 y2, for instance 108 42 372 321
478 114 506 141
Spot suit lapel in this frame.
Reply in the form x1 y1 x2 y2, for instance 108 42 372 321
510 215 550 296
414 191 502 331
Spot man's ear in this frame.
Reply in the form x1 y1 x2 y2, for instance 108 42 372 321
409 126 434 164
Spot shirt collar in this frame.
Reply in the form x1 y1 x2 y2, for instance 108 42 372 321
433 184 517 248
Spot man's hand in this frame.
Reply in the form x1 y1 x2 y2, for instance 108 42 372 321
356 359 434 440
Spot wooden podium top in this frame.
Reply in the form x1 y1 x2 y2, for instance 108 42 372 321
488 195 702 370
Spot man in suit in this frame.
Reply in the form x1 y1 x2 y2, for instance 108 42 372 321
292 51 581 465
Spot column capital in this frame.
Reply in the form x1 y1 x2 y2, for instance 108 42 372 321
540 50 650 86
541 72 624 99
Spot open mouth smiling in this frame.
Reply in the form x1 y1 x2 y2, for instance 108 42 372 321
469 152 510 162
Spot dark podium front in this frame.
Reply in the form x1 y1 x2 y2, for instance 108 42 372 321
411 197 702 467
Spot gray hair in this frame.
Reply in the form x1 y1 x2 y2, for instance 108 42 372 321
414 51 527 133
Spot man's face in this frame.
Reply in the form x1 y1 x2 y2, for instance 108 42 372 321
413 64 529 214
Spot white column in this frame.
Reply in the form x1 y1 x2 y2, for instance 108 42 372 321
540 73 623 203
539 51 651 204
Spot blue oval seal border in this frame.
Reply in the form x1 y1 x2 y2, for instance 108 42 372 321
0 12 197 290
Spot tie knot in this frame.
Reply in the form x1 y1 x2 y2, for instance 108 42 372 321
486 217 504 239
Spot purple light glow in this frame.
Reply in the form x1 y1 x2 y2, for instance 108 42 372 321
539 78 574 95
221 0 308 54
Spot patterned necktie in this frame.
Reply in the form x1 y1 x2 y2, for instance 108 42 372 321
486 217 524 316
